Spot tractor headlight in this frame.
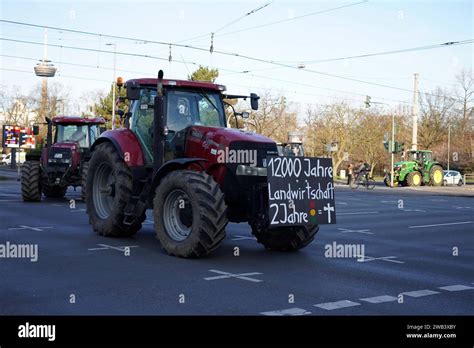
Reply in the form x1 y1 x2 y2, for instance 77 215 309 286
236 165 267 176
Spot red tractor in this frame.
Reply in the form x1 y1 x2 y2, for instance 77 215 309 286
21 116 105 202
86 71 318 257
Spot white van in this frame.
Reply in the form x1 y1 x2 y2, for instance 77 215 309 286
1 152 26 165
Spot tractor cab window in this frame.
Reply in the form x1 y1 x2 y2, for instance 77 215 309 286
166 89 225 132
89 125 100 145
56 125 89 148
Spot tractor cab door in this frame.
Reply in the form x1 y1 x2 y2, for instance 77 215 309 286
130 88 156 164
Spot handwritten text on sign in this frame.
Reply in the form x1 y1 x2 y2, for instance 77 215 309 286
267 156 336 226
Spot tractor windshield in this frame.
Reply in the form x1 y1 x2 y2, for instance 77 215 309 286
166 89 225 132
56 124 89 148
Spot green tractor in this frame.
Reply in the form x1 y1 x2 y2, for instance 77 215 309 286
384 150 444 187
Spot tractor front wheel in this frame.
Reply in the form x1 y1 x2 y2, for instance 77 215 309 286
250 224 319 251
21 160 42 202
153 170 228 258
406 171 422 187
430 165 444 186
86 142 145 237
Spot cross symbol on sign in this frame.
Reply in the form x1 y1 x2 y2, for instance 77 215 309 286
88 244 139 252
204 269 263 283
324 203 335 223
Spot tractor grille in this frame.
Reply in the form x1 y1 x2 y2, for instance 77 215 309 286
228 141 278 167
48 148 72 164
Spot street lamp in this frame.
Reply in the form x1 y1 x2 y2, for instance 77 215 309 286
106 43 117 129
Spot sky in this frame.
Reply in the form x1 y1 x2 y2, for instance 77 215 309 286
0 0 472 115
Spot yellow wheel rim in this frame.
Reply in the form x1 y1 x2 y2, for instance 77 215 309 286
433 170 442 183
413 174 421 185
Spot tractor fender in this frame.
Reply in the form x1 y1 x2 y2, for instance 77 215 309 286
90 129 145 167
151 158 208 191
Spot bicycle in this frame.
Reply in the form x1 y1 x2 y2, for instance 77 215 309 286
350 173 376 190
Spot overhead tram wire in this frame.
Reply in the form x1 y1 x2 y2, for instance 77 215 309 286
0 45 426 107
177 1 273 44
0 19 469 100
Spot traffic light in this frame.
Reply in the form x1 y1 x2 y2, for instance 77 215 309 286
395 141 405 153
365 95 371 108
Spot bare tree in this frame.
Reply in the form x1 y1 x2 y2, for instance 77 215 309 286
0 86 34 126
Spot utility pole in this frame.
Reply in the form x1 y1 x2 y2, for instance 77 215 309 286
107 43 117 129
411 73 419 151
391 113 395 188
447 123 451 171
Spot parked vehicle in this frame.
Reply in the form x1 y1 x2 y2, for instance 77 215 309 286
1 152 26 165
443 170 463 186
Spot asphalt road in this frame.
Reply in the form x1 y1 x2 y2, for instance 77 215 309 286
0 179 473 315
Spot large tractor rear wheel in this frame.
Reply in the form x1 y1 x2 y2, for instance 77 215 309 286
81 161 89 202
429 165 444 186
250 224 319 251
21 160 42 202
42 182 67 198
406 171 422 187
153 170 228 258
86 142 145 237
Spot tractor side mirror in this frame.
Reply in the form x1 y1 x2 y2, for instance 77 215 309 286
117 109 125 118
250 93 259 110
241 111 250 119
33 125 39 135
126 81 140 100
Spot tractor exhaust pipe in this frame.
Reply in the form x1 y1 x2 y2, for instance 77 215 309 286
153 70 165 175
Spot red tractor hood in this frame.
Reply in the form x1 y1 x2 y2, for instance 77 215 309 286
190 126 275 148
51 142 80 151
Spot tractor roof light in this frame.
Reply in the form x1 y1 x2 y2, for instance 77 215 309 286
34 59 57 77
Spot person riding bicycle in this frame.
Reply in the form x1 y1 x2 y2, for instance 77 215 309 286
355 161 371 182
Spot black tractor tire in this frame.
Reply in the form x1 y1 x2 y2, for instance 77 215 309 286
86 142 145 237
153 170 228 258
384 175 391 187
42 182 67 198
250 223 319 251
406 171 422 187
429 165 444 186
21 160 42 202
81 161 89 202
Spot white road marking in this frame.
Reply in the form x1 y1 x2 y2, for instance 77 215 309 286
357 255 404 264
88 244 139 252
431 199 446 202
7 225 53 232
409 221 473 229
401 209 426 213
338 211 379 216
381 200 397 203
314 300 360 310
403 290 439 297
232 235 257 241
454 206 473 209
204 269 263 283
0 199 22 202
261 308 311 316
338 228 373 235
70 208 86 213
438 285 474 292
336 202 348 205
359 295 397 304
